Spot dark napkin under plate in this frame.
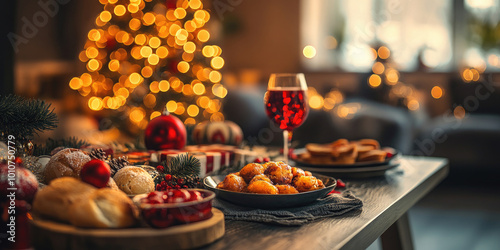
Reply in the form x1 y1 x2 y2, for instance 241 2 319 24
213 191 363 226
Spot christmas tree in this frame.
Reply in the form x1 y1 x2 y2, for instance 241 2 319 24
70 0 227 131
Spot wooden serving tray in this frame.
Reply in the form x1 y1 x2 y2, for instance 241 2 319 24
30 208 225 250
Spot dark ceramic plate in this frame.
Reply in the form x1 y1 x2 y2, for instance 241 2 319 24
297 161 401 178
203 174 336 209
293 148 399 168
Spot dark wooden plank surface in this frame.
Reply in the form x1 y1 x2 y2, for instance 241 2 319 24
202 156 449 250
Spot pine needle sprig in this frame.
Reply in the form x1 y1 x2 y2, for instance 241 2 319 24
0 95 58 139
33 137 89 156
162 153 201 178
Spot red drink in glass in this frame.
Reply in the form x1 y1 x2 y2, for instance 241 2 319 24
264 89 309 131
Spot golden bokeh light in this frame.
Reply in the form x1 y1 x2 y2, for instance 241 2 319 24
385 68 399 84
69 77 83 90
129 73 142 85
141 66 153 77
149 37 161 48
303 45 317 59
88 97 103 111
309 95 324 109
454 106 466 119
143 12 156 26
197 29 210 42
187 105 199 117
130 108 146 123
174 8 187 19
150 111 162 120
143 93 156 108
86 47 99 59
183 42 196 53
100 11 112 23
202 46 215 57
166 100 178 113
407 99 419 111
211 57 224 69
113 5 126 16
87 59 100 71
177 61 190 73
156 46 169 58
209 71 222 83
431 86 443 99
140 46 153 57
378 46 390 59
193 82 205 95
148 54 160 65
158 80 170 92
150 81 160 93
108 59 120 71
368 74 382 88
189 0 202 9
372 62 385 74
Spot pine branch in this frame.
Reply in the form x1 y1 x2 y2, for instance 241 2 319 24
162 153 201 178
0 95 58 139
33 137 89 156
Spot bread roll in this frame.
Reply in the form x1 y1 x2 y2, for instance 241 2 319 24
43 148 90 183
33 177 96 222
32 177 137 228
113 166 155 195
69 188 137 228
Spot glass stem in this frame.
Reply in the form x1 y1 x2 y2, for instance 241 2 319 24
283 130 293 163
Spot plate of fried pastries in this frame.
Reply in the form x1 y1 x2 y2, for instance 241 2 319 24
293 138 399 168
203 161 336 209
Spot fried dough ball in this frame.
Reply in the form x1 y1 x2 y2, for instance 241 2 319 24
249 174 272 184
239 163 265 183
247 181 279 194
276 185 299 194
291 167 305 178
264 162 293 185
294 176 325 192
304 171 312 176
217 173 246 192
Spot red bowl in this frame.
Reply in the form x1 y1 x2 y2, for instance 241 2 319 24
133 189 215 228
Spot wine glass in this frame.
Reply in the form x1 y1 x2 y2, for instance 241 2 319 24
264 73 309 163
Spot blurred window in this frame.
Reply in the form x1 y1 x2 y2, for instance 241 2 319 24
301 0 500 72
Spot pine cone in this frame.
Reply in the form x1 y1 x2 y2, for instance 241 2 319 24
109 156 129 176
89 148 107 161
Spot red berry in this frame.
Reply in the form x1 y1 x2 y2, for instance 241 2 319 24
80 159 111 188
165 174 172 181
337 179 346 188
386 152 394 158
254 157 262 163
174 185 180 189
177 178 184 185
183 185 188 188
263 157 270 162
156 165 165 172
14 157 23 165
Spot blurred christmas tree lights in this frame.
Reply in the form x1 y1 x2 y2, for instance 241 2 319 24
70 0 226 129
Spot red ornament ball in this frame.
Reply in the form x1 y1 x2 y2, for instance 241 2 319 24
80 159 111 188
145 111 187 150
0 161 39 203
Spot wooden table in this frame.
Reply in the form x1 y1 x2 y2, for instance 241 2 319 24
202 156 449 250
